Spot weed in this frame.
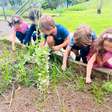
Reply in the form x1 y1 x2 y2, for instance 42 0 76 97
90 82 104 103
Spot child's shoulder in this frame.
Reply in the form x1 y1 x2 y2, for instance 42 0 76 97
69 33 75 46
56 24 69 36
21 20 28 25
104 52 112 59
56 24 66 30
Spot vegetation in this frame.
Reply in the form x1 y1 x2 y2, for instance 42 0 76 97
0 0 112 105
0 40 49 93
0 40 112 104
43 0 112 35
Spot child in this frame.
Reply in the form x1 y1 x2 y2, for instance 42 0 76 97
39 15 70 51
86 28 112 84
27 10 41 42
9 16 29 50
10 11 40 50
62 25 96 71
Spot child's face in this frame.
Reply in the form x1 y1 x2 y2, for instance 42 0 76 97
14 24 20 29
104 40 112 52
41 27 57 35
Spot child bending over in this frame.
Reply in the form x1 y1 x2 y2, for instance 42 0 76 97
62 25 96 71
39 15 70 51
86 28 112 84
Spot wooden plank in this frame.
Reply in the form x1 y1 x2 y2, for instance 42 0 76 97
53 51 112 80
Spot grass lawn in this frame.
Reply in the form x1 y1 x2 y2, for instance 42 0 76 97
0 0 112 35
44 0 112 35
0 9 15 15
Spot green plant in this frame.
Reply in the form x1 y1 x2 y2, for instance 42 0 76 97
15 43 50 92
0 62 13 94
0 39 50 93
102 81 112 93
90 82 104 103
0 49 14 94
74 76 85 91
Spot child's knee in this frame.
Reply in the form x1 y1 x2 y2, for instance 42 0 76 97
16 32 24 43
47 36 55 47
16 32 21 38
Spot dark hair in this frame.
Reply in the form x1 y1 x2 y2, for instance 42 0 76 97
8 16 21 27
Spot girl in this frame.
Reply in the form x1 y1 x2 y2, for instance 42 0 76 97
10 10 40 51
86 28 112 84
62 25 96 71
9 16 29 50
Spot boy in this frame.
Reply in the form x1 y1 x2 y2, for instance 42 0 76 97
39 15 70 51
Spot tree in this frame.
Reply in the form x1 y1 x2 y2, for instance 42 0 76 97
0 0 8 20
97 0 103 14
9 0 23 9
47 0 59 9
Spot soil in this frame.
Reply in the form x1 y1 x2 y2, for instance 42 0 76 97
0 85 111 112
0 21 112 112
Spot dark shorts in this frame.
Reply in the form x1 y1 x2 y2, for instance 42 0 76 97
72 44 90 63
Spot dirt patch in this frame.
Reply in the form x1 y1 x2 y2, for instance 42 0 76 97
0 40 112 112
0 87 39 112
0 85 111 112
42 85 112 112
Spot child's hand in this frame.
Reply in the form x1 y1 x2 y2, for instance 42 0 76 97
86 77 92 84
52 46 60 51
40 42 45 48
61 64 67 71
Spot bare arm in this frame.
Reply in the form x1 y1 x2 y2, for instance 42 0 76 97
86 53 96 83
59 37 69 48
10 29 16 51
62 46 71 71
52 37 69 51
40 39 47 47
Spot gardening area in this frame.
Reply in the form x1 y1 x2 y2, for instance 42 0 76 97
0 0 112 112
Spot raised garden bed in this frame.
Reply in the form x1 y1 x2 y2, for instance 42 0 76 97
53 51 112 80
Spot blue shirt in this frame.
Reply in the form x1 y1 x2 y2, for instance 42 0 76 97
44 24 69 45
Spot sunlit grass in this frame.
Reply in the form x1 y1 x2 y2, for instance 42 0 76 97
44 0 112 35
